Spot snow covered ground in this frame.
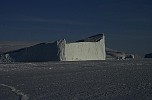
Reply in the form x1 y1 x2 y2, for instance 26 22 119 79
0 59 152 100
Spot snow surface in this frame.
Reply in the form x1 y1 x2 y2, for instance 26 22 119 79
0 60 152 100
0 84 29 100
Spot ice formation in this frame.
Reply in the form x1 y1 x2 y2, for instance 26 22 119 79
0 34 106 62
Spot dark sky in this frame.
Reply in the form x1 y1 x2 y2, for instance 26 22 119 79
0 0 152 55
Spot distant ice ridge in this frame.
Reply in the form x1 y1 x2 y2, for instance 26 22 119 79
0 34 106 62
106 48 135 60
145 53 152 58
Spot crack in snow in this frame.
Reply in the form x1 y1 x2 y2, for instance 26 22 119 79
0 84 29 100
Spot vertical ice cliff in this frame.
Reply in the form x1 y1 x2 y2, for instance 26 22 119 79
64 35 106 61
57 39 66 61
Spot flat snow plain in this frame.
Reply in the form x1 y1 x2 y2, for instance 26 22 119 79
0 59 152 100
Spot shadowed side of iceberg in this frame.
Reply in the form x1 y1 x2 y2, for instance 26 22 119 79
0 40 65 62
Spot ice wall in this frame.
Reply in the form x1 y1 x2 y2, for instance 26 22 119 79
64 36 106 61
0 42 60 62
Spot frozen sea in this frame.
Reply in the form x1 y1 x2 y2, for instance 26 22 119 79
0 59 152 100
